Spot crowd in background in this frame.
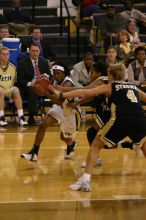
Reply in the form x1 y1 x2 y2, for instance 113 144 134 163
0 0 146 127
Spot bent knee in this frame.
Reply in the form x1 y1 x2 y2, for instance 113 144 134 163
12 86 20 94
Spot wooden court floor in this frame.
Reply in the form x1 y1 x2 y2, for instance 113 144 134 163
0 118 146 220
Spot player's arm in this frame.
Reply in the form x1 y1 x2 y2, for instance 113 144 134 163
59 83 112 99
62 79 106 106
138 88 146 102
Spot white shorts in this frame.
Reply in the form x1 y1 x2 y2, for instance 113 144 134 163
48 104 81 138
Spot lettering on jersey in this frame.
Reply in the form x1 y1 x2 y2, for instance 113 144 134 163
115 84 138 91
0 75 12 81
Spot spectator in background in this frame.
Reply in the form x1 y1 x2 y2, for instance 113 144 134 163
82 0 105 17
121 0 146 34
0 46 28 127
116 30 134 67
3 0 32 35
71 52 94 87
127 46 146 88
98 5 128 52
126 19 140 46
0 25 10 41
21 26 56 67
105 46 118 67
17 43 51 125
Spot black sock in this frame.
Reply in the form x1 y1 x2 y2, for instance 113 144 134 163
32 144 40 154
67 141 75 147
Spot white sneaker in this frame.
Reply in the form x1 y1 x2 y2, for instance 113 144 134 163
69 177 91 192
0 116 8 127
17 116 28 126
81 157 103 168
133 145 143 158
21 151 38 162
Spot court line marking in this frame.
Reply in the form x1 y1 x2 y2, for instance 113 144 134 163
0 197 145 204
0 131 87 135
0 147 88 149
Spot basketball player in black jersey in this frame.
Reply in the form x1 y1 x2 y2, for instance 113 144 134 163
55 63 146 192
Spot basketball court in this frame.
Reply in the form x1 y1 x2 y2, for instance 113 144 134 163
0 118 146 220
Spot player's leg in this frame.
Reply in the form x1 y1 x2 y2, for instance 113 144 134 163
60 110 80 159
60 132 78 159
69 120 125 192
141 140 146 157
11 86 28 126
81 124 103 168
69 134 105 192
21 114 57 161
0 87 8 126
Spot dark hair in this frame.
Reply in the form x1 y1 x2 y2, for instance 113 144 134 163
29 42 41 50
52 62 70 77
83 52 94 59
92 61 107 76
31 25 42 33
134 46 146 56
106 5 115 10
123 0 134 7
107 46 117 53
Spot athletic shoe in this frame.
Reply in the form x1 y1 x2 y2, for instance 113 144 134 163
133 145 143 159
81 157 103 168
21 150 38 162
69 177 91 192
118 141 133 150
64 141 78 159
17 116 28 126
0 116 8 127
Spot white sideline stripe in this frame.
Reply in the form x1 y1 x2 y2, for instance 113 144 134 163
1 131 86 135
0 147 88 150
0 196 145 204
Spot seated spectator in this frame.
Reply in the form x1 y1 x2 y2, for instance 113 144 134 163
120 0 146 34
3 0 32 35
82 0 105 17
71 52 94 87
0 46 27 126
105 46 118 67
127 46 146 89
0 25 10 41
21 26 56 67
126 19 140 46
17 43 51 125
116 30 134 66
98 5 128 52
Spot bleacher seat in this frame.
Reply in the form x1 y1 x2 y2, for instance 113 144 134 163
17 35 31 46
139 34 146 43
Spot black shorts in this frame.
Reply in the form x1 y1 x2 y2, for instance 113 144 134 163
98 116 146 148
95 110 111 128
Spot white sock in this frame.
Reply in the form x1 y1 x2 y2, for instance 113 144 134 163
17 109 23 118
82 173 91 181
0 110 4 117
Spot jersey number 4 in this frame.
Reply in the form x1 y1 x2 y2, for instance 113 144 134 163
126 90 138 103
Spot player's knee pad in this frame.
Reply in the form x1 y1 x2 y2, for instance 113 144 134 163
87 126 97 145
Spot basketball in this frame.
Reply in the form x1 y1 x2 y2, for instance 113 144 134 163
33 76 51 96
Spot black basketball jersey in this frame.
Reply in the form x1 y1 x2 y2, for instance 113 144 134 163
93 76 110 113
110 81 145 117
